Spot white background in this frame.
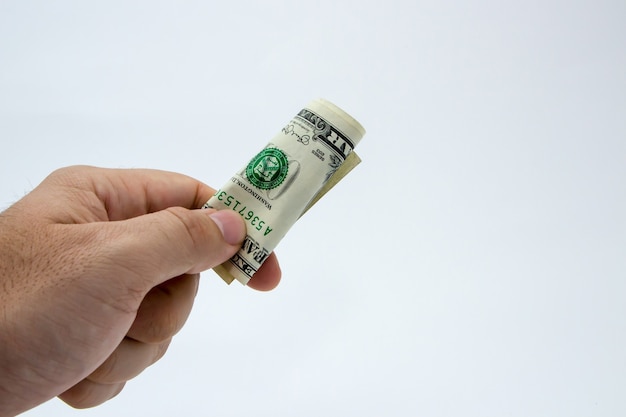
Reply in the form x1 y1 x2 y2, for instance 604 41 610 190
1 1 625 416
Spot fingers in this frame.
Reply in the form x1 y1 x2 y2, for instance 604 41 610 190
42 166 216 220
127 274 199 343
247 252 282 291
97 208 246 292
59 273 197 408
90 274 196 383
87 338 171 384
91 168 216 220
58 379 125 409
35 166 282 293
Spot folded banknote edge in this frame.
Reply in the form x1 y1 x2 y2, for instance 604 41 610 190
299 151 361 218
213 264 236 285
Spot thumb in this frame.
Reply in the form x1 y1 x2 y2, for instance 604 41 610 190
97 208 245 290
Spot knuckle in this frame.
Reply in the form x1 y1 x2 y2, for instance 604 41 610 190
88 350 120 384
141 308 180 344
164 207 205 243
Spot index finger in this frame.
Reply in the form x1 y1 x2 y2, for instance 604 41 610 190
87 166 216 221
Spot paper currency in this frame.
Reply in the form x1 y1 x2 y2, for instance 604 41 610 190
204 98 366 285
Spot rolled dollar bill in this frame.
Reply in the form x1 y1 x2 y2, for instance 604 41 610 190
204 98 365 285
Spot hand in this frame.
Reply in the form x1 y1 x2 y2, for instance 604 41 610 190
0 166 281 416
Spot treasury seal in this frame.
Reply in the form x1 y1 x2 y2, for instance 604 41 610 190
246 147 289 190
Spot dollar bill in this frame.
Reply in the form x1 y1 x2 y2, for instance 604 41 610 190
204 98 366 285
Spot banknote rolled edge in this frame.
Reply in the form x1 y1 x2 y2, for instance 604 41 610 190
204 98 366 285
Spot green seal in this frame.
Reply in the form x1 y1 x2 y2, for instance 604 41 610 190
246 147 289 190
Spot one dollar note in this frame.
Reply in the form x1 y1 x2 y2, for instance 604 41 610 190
204 98 366 285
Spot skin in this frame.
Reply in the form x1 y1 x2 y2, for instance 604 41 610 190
0 166 281 416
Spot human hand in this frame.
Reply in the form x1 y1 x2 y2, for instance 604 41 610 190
0 166 281 416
